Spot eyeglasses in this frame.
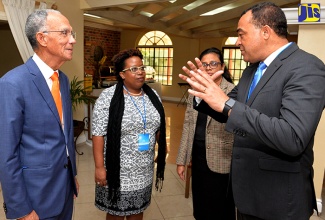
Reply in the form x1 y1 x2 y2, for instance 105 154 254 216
202 61 221 69
122 66 146 73
43 30 76 39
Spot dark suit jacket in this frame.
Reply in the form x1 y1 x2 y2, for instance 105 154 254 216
0 58 77 219
196 43 325 219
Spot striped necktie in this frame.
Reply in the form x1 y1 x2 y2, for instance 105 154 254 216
247 62 267 100
51 72 62 123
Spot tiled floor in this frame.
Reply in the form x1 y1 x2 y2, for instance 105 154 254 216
73 143 194 220
0 101 324 219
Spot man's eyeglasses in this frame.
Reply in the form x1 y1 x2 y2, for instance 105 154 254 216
122 66 146 73
43 30 76 39
202 61 221 69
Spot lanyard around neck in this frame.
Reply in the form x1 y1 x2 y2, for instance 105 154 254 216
123 85 146 131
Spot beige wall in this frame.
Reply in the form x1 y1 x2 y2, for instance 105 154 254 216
298 23 325 200
298 0 325 203
54 0 85 120
0 0 85 120
0 1 4 11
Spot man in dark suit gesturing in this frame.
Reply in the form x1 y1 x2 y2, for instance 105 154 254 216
180 2 325 220
0 9 79 219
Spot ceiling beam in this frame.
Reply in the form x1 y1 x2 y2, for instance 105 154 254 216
80 0 169 10
131 4 149 16
178 0 299 31
172 0 299 30
166 0 238 27
191 18 238 33
91 10 194 38
192 27 238 38
84 21 122 32
179 0 258 30
149 0 196 22
81 0 302 39
84 16 114 26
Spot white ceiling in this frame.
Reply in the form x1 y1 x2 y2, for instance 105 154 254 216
82 0 300 38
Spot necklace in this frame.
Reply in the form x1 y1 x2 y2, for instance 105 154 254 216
124 88 143 96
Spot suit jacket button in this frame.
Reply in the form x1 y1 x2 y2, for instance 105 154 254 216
3 202 7 213
64 164 68 169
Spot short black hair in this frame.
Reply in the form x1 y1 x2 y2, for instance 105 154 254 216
241 2 288 38
111 48 143 81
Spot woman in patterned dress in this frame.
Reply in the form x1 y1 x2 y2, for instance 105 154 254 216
92 48 166 220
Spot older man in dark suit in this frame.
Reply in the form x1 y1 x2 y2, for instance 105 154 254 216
0 9 79 219
180 2 325 220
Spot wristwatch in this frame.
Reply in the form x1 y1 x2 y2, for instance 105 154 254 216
222 98 236 116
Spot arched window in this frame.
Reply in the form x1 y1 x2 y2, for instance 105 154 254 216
138 31 173 86
223 37 248 85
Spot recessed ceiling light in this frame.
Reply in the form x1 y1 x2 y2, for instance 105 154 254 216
84 13 101 19
140 11 154 17
184 0 210 11
201 5 233 16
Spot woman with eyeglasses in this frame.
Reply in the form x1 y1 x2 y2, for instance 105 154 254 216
92 48 167 220
176 47 236 220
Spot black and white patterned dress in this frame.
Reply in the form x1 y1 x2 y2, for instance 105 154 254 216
92 85 161 216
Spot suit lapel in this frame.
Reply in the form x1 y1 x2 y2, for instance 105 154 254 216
26 58 63 127
192 106 199 131
206 116 212 127
59 70 71 142
246 62 282 105
245 43 298 105
237 64 257 103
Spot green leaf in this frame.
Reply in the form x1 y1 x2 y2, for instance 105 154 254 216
70 76 95 111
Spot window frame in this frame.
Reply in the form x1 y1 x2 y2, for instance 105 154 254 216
222 46 249 85
137 31 173 86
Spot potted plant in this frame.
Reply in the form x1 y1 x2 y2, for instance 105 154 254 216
70 76 95 111
70 76 96 154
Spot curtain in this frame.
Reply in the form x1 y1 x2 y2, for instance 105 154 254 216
2 0 48 62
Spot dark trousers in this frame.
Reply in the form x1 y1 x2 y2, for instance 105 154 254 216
237 210 264 220
192 139 236 220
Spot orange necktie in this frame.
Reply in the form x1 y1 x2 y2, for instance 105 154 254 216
51 72 63 123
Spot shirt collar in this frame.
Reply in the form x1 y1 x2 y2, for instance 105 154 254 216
32 53 59 79
263 42 292 67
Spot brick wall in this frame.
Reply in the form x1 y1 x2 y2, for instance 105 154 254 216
84 26 121 76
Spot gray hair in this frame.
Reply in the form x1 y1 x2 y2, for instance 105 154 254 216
25 9 61 50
